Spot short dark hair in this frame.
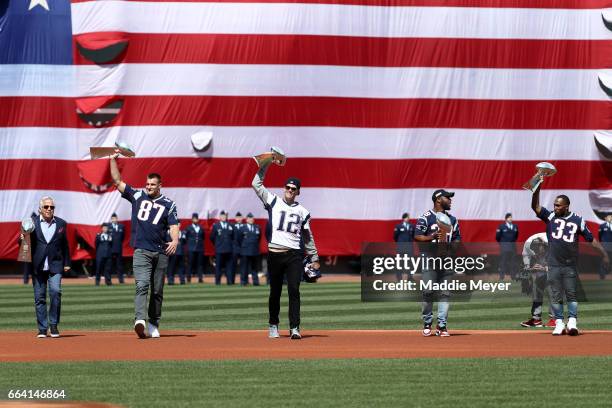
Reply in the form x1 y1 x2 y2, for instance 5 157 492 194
505 213 512 219
147 173 162 183
556 195 570 206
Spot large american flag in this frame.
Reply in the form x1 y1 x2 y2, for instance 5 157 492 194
0 0 610 259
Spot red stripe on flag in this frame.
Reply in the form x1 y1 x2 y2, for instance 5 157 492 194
2 158 610 191
1 97 609 129
72 34 612 69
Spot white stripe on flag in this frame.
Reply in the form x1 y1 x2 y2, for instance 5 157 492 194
71 2 612 40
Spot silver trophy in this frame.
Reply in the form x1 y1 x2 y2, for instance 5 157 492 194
90 141 136 160
17 218 35 263
522 162 556 192
253 146 286 167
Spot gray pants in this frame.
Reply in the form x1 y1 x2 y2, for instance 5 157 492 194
548 265 578 319
133 248 168 326
421 269 452 327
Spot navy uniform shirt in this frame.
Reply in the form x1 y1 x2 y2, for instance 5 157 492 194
185 224 204 253
394 222 415 243
232 222 244 254
109 222 125 254
210 220 234 254
239 223 261 257
599 222 612 243
95 232 113 259
537 207 593 266
122 184 179 253
496 222 518 252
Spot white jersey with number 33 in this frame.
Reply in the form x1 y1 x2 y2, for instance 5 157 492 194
265 193 311 250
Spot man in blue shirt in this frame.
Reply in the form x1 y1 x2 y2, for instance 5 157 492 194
110 153 179 339
531 178 609 335
210 211 234 285
496 213 519 281
167 229 186 285
598 215 612 280
185 213 205 283
414 189 461 337
231 212 244 285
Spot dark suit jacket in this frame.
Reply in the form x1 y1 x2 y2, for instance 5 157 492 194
30 216 71 274
210 221 233 254
238 224 261 257
95 233 113 259
185 224 205 253
109 223 125 254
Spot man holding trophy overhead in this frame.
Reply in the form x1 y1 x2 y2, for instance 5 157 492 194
19 197 71 338
107 146 180 339
252 147 320 340
529 163 609 336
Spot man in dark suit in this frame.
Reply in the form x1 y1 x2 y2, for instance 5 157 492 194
95 223 113 286
19 196 71 338
599 214 612 280
231 211 244 285
393 212 415 281
109 213 126 283
210 210 234 285
167 229 186 285
185 213 205 283
238 213 261 286
496 212 519 280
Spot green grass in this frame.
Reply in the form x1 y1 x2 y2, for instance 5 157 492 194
1 358 611 407
1 281 612 331
2 282 612 407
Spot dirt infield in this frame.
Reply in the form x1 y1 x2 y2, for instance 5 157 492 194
2 330 612 362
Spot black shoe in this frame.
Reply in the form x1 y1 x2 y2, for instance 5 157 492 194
50 325 60 338
36 329 47 338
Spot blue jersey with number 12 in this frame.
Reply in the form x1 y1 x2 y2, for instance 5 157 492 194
122 184 179 253
537 207 593 266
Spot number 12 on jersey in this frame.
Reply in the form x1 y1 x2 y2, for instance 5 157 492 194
276 210 302 234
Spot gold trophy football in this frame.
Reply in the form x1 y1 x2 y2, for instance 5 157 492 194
17 218 35 263
90 141 136 160
253 146 286 167
522 162 557 192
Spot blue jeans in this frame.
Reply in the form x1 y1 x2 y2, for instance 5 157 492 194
421 269 452 327
32 271 62 332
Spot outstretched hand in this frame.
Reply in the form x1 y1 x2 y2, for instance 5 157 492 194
165 240 178 256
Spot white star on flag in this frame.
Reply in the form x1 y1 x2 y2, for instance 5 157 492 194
28 0 50 11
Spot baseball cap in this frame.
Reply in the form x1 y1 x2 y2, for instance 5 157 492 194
285 177 301 190
431 189 455 201
235 211 242 217
192 212 199 218
111 213 117 218
246 212 254 218
220 210 227 216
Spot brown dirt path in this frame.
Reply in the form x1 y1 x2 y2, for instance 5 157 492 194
1 330 611 362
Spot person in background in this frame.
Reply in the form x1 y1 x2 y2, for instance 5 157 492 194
167 228 186 285
186 213 205 283
238 213 261 286
109 213 126 283
231 212 244 285
210 211 234 285
598 214 612 280
95 223 113 286
393 212 415 281
496 213 519 281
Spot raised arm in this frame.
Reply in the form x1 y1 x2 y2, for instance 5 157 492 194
252 162 272 204
531 177 543 215
110 153 127 194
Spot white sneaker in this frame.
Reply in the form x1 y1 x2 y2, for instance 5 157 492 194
148 322 160 338
134 319 147 339
552 319 566 336
268 325 280 339
567 317 579 336
290 327 302 340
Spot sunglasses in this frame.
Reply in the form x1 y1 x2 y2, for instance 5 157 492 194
43 205 55 210
284 186 297 192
